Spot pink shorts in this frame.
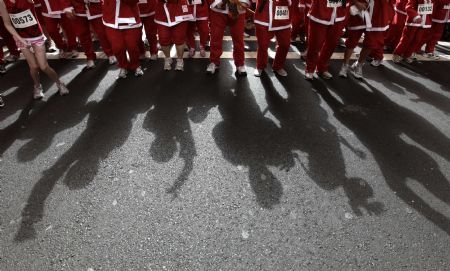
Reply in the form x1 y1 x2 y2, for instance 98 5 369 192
15 35 45 49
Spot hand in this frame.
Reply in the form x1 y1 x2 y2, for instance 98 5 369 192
413 16 422 23
354 0 368 11
65 9 76 19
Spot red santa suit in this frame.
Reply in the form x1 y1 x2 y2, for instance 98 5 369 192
394 0 434 58
103 0 142 70
0 16 20 65
419 0 450 53
305 0 347 73
71 0 114 61
154 0 193 46
209 0 250 67
385 0 408 47
186 0 210 50
290 0 303 40
298 0 310 40
138 0 158 54
254 0 292 70
37 0 77 51
4 0 44 40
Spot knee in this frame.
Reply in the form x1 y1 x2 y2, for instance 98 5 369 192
39 63 50 71
29 63 39 73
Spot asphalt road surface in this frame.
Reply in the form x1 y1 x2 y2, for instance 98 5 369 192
1 38 450 270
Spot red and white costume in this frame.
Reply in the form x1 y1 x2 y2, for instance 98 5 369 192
36 0 77 51
254 0 292 70
138 0 158 54
186 0 210 49
103 0 142 70
385 0 408 47
71 0 114 60
298 0 310 38
290 0 303 40
305 0 347 73
209 0 250 67
419 0 450 53
394 0 434 58
0 15 20 64
4 0 44 45
154 0 193 46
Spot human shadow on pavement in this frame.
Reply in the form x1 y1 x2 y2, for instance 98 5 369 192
143 72 197 199
0 61 110 159
212 75 297 209
260 71 384 216
316 77 450 235
15 76 157 241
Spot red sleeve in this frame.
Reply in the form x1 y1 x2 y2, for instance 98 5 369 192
405 0 418 19
123 0 139 5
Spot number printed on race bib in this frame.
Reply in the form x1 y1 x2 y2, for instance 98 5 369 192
189 0 201 5
274 6 289 20
418 3 433 14
443 4 450 9
327 0 342 8
9 9 37 29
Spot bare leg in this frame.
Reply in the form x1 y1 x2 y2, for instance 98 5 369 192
20 48 41 88
343 47 354 65
161 45 171 58
358 47 372 64
33 44 61 85
176 44 184 60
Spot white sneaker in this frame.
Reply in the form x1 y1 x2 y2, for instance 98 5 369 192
206 62 218 74
274 68 288 77
318 71 333 79
4 54 19 63
236 65 247 76
118 68 127 78
150 54 158 61
370 59 383 67
108 56 117 65
423 52 439 60
350 62 363 79
135 66 144 76
405 57 414 64
164 58 173 71
33 84 44 99
339 64 349 78
392 54 403 63
175 59 184 71
57 82 69 96
144 51 151 59
411 53 418 60
254 69 263 77
86 60 96 69
304 72 314 80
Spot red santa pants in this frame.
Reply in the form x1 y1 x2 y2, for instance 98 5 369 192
385 12 406 48
290 4 303 40
157 22 188 46
75 16 113 60
141 15 158 55
105 27 141 70
43 15 77 51
394 26 427 58
421 22 445 53
0 20 20 64
187 20 210 49
255 25 291 70
306 20 345 73
209 11 245 67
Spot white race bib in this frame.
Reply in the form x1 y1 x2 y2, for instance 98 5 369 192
274 6 289 20
418 3 433 15
443 4 450 9
117 17 137 24
327 0 342 8
175 14 194 21
139 0 148 4
9 9 38 29
189 0 202 5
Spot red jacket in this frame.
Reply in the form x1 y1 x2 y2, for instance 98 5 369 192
254 0 292 30
138 0 157 17
37 0 73 18
72 0 103 19
308 0 348 25
432 0 450 22
190 0 209 20
405 0 433 27
154 0 194 26
102 0 142 29
209 0 250 15
5 0 43 39
348 0 394 31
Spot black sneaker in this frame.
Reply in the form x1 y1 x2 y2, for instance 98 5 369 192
0 64 6 74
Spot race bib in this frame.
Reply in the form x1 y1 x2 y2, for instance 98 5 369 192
139 0 148 3
327 0 342 8
175 14 194 21
274 6 289 20
418 3 433 14
9 9 38 29
443 4 450 9
182 4 189 12
189 0 201 5
117 17 136 24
